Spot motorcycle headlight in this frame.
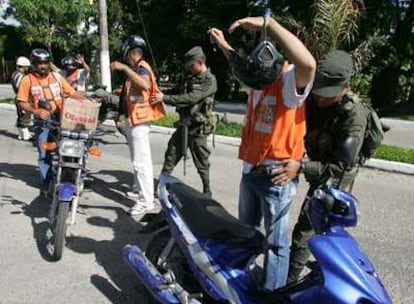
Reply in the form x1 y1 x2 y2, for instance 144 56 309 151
59 139 85 157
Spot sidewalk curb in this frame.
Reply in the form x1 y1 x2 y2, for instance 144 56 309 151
149 125 414 176
0 103 15 111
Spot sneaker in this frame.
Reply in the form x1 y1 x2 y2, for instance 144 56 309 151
126 190 140 199
128 202 155 216
18 127 32 141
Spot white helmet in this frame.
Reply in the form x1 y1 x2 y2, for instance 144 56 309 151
16 56 31 67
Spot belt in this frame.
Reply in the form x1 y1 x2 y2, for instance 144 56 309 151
250 163 283 177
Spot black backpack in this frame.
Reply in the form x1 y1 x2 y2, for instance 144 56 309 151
360 103 384 161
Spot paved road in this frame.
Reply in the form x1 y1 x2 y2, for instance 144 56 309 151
0 104 413 303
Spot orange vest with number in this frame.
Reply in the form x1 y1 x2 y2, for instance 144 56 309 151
28 72 64 110
125 60 165 126
238 67 306 165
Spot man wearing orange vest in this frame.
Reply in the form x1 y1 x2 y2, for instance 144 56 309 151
59 54 90 92
17 48 84 196
111 35 165 216
209 16 316 290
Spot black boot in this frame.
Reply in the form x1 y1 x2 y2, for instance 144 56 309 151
202 181 212 198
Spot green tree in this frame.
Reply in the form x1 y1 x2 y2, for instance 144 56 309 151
365 0 414 111
4 0 97 56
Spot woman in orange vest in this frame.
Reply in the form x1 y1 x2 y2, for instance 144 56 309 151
209 16 316 290
110 35 164 216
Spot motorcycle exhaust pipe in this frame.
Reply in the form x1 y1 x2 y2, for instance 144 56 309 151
122 245 181 304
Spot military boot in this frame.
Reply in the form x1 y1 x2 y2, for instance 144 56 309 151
202 180 212 198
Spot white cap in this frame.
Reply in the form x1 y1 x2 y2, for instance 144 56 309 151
16 56 31 67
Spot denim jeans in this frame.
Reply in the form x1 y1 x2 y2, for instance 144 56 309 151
34 123 53 188
238 171 298 290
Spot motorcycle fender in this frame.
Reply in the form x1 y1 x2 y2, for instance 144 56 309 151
57 182 77 201
139 212 168 234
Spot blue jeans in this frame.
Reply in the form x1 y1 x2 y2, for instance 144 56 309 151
238 170 298 290
35 123 54 189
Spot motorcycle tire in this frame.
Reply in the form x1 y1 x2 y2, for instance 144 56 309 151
52 201 70 260
145 230 217 303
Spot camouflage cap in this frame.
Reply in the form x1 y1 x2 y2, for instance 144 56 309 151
184 46 205 69
312 50 353 98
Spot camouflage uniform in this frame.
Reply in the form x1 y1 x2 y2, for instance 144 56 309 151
288 51 369 282
161 47 218 196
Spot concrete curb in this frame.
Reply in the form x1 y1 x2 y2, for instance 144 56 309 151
364 158 414 175
2 103 413 175
149 125 414 176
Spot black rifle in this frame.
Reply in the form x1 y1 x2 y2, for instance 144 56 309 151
178 107 190 176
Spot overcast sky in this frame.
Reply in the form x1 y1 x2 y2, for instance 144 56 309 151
0 0 19 26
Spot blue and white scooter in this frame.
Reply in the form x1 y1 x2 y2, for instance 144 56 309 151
123 174 392 303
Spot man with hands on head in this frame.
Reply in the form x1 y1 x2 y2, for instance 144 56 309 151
209 15 316 290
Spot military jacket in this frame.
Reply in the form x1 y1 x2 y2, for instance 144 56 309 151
164 69 217 132
302 91 369 190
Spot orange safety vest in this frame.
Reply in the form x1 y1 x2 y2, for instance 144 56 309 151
65 69 86 91
28 72 64 110
125 60 165 126
238 65 306 165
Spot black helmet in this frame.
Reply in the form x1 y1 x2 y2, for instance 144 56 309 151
121 35 146 60
228 40 285 90
30 48 51 75
61 55 77 72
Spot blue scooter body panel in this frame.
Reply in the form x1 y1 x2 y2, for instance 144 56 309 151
292 228 392 304
123 245 180 304
199 237 258 269
57 182 77 201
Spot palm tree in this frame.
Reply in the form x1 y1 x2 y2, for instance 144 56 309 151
278 0 386 73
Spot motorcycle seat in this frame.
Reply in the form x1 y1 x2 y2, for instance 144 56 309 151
167 182 265 252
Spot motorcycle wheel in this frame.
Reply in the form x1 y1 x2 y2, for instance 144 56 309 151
52 201 70 260
145 230 216 303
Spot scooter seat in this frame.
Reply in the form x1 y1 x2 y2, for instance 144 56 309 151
167 182 265 252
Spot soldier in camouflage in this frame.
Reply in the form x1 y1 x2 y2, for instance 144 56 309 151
269 50 369 283
150 46 218 197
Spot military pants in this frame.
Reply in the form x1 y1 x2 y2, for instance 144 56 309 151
287 187 315 283
288 180 356 283
161 127 210 189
